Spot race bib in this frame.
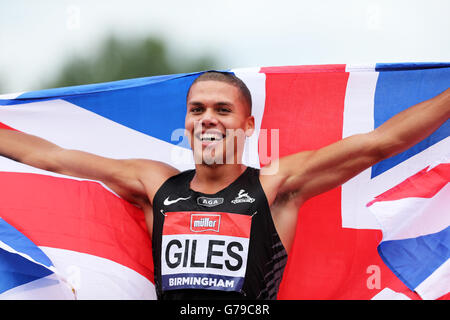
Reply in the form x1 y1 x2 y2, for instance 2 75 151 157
161 211 252 292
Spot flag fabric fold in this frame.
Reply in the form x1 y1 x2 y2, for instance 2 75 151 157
0 62 449 299
367 159 450 300
0 217 75 299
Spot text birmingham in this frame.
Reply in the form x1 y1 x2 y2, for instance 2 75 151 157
168 275 236 289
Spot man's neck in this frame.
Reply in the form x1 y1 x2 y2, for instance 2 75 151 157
190 163 247 194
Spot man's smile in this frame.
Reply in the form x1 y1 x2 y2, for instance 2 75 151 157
194 130 226 147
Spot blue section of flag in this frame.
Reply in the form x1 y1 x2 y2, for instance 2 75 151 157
377 226 450 290
375 62 450 72
0 249 53 294
64 73 200 148
0 72 200 146
0 74 189 106
372 67 450 178
0 218 53 267
0 69 233 148
19 74 187 99
0 218 54 293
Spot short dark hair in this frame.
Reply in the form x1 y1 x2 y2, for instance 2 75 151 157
187 71 252 115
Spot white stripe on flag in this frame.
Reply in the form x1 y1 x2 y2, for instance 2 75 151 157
231 68 266 169
40 247 156 300
345 64 376 73
369 184 450 241
341 69 380 229
0 273 75 300
370 287 411 300
0 92 25 99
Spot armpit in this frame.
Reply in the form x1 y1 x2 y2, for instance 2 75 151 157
272 190 300 208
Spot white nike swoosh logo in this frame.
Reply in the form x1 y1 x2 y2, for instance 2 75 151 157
163 196 191 206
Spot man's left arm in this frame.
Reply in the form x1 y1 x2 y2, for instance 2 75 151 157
270 88 450 203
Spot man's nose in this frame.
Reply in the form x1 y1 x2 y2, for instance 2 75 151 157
199 109 218 127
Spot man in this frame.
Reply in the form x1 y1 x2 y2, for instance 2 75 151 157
0 71 449 299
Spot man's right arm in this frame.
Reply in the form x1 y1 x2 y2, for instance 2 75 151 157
0 129 178 206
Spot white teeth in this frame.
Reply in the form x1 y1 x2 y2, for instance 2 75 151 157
199 133 223 141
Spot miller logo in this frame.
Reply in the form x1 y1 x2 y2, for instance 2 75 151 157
190 214 221 233
197 197 224 207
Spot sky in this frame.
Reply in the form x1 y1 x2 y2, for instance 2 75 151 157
0 0 449 94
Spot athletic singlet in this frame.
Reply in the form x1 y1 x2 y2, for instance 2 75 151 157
152 167 288 300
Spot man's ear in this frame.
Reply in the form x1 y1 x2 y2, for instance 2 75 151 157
245 116 255 137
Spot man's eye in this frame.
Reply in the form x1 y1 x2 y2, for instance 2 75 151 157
218 107 231 113
190 107 203 113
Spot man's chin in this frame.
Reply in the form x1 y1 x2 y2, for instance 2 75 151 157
199 156 225 166
192 149 226 166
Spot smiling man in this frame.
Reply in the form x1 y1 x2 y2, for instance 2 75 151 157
0 71 449 300
186 72 254 168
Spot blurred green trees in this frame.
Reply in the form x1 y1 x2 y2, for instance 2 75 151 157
45 34 218 89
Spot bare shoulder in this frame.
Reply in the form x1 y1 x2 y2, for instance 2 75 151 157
259 158 290 206
129 159 180 202
259 152 312 205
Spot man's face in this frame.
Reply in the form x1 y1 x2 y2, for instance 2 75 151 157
185 80 255 166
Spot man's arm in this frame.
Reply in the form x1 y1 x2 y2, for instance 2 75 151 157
266 88 450 204
0 129 178 205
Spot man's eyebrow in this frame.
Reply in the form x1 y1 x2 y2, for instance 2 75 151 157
187 101 204 107
187 101 234 107
187 101 204 108
215 101 234 107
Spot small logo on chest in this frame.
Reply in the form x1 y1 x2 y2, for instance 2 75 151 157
231 189 255 204
190 214 221 232
163 196 191 206
197 196 224 207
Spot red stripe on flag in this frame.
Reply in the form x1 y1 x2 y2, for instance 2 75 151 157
438 292 450 300
0 172 154 282
261 64 346 74
367 163 449 206
0 122 18 131
260 70 349 156
260 69 418 299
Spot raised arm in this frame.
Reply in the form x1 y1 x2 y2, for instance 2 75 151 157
266 88 450 204
0 128 178 206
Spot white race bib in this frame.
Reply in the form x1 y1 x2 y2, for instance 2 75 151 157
161 211 252 292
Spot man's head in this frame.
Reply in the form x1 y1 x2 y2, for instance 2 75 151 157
185 71 255 166
187 71 252 115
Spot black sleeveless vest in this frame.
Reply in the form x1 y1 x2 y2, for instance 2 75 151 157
152 167 288 300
